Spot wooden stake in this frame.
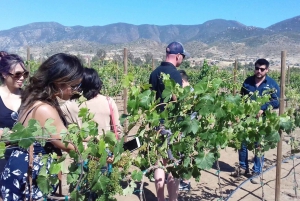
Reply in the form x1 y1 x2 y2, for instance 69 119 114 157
152 57 155 71
123 48 128 142
286 65 290 107
275 51 286 201
27 46 31 73
233 59 237 95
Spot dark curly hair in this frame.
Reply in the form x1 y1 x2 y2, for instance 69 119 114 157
21 53 84 117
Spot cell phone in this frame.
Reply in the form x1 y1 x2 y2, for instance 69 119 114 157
123 137 141 152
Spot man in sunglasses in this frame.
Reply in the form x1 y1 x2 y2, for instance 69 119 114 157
232 58 280 184
149 42 190 201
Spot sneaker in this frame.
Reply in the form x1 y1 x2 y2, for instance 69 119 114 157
250 172 260 184
231 166 249 177
179 180 191 191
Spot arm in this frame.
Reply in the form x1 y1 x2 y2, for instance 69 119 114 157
260 81 280 111
111 98 123 139
34 104 75 152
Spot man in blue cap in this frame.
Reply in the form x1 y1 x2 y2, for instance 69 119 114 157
150 42 190 107
149 42 190 201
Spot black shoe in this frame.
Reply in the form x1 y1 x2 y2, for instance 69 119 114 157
250 172 260 184
179 180 191 191
231 166 249 177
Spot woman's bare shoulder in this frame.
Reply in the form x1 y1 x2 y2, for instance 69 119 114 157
33 103 60 119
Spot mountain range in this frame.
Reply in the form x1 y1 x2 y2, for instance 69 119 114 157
0 15 300 66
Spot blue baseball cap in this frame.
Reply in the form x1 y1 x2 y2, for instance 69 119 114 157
166 42 190 58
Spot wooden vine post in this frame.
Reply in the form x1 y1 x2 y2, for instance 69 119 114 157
27 46 31 73
286 65 290 107
152 57 155 71
275 50 286 201
88 56 91 68
233 59 238 95
123 48 128 142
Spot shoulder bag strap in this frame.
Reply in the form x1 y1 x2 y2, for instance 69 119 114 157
106 97 118 140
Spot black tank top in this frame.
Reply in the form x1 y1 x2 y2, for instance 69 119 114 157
0 96 17 129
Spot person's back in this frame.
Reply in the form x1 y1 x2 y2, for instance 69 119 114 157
61 68 122 138
62 94 122 137
149 63 182 101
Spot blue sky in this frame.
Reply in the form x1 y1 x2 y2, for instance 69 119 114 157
1 0 299 30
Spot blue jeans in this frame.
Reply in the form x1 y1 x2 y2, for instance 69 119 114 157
238 143 264 173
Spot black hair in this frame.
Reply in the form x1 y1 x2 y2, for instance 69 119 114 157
0 52 26 83
178 69 189 81
255 59 269 68
81 68 103 100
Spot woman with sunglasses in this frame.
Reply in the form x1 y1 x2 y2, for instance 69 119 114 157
0 53 84 201
0 52 29 189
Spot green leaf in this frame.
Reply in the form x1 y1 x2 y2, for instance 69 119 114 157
123 181 136 196
279 115 294 134
104 131 117 145
70 190 84 201
49 163 61 174
98 139 106 155
67 173 79 184
195 152 215 170
99 175 110 191
18 131 35 149
78 107 89 118
194 82 207 94
44 118 57 135
131 170 143 182
190 119 199 134
0 142 5 158
37 175 50 194
183 157 190 167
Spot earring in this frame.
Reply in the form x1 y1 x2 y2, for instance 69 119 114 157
59 88 64 97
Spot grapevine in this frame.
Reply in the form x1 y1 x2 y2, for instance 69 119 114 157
0 59 299 201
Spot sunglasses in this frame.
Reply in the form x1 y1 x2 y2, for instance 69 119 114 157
70 83 82 92
8 71 29 79
11 111 19 126
255 67 267 72
180 54 185 59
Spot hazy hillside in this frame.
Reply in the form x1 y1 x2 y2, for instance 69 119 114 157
0 15 300 66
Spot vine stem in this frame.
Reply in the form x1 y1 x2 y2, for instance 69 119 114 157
292 154 298 198
216 159 224 200
150 101 177 112
259 153 265 201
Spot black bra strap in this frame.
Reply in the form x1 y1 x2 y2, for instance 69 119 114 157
21 106 37 125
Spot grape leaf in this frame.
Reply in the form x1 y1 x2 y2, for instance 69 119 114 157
131 170 143 182
37 175 50 194
195 152 215 170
